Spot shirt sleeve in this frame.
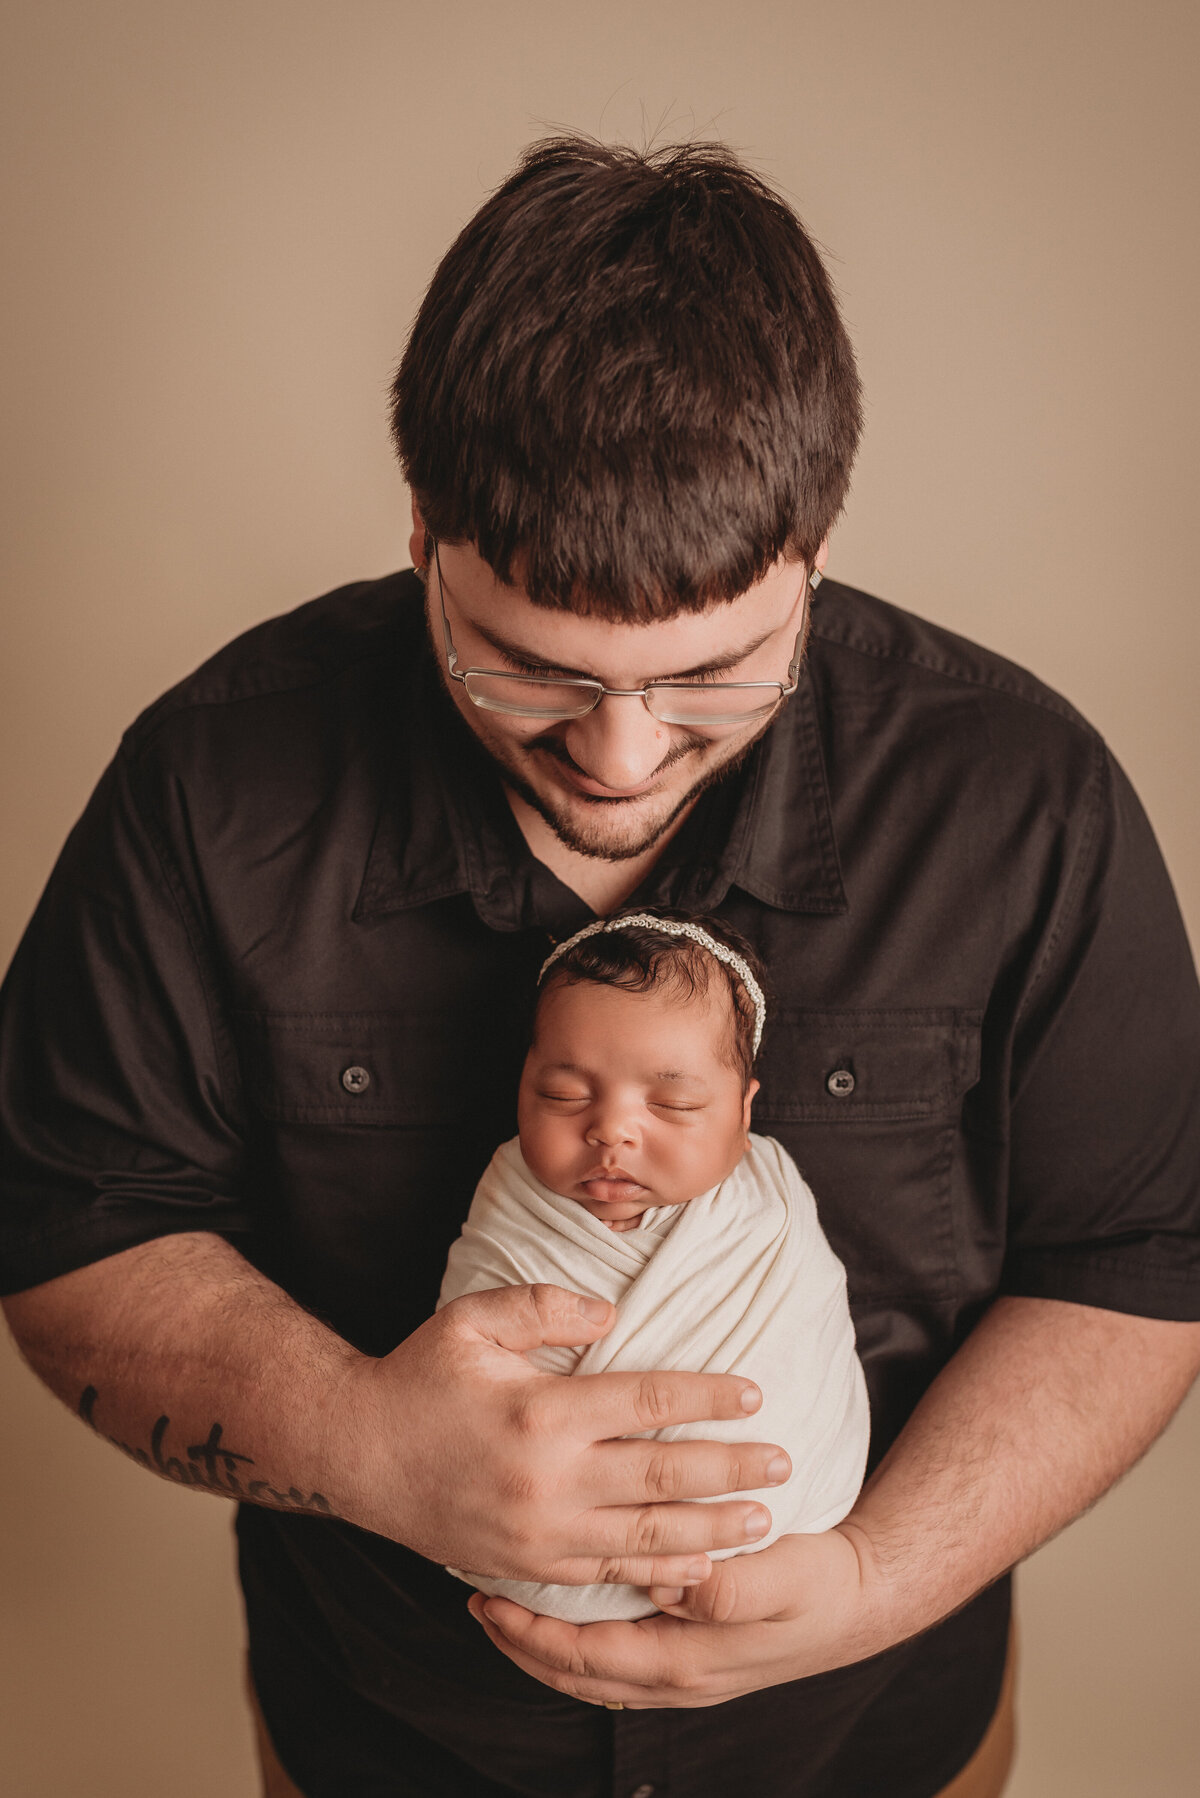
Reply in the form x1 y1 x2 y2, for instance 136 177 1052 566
0 738 253 1294
1001 742 1200 1317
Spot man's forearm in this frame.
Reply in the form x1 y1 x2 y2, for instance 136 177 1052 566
850 1295 1200 1645
1 1232 362 1517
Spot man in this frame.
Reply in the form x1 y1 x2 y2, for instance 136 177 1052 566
2 136 1199 1798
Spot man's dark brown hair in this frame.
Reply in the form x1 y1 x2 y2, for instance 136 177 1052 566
391 135 862 620
536 909 769 1089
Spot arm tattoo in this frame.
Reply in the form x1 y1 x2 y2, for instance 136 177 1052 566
78 1385 333 1515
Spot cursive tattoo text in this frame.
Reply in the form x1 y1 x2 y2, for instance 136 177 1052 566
79 1385 333 1515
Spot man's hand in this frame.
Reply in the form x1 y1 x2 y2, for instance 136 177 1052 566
464 1299 1200 1709
340 1281 790 1592
467 1528 882 1708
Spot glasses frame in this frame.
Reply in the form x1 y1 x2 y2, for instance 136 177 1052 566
431 540 819 727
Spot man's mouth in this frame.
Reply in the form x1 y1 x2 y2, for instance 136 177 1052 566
530 734 707 803
556 766 662 800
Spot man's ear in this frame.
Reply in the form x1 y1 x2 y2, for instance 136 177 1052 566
742 1077 760 1135
408 493 429 573
813 537 830 578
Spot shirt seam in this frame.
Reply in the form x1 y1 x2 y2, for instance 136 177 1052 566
120 745 246 1134
1014 733 1109 1032
1006 1250 1198 1281
123 638 392 762
811 617 1101 737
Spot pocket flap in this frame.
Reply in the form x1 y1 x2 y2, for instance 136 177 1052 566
236 1010 518 1127
755 1009 982 1122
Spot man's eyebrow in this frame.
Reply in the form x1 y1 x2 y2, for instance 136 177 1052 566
469 616 779 682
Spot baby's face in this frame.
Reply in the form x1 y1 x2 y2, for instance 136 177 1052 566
518 977 758 1228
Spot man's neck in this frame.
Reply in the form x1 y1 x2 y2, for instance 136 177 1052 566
504 786 694 916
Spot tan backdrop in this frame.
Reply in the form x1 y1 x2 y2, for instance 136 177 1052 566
1 3 1197 1793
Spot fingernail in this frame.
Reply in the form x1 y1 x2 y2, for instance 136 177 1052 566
653 1587 684 1607
743 1509 770 1540
767 1453 791 1484
685 1559 710 1581
739 1385 762 1413
578 1296 610 1321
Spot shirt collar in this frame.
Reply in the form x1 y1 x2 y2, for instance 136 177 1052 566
354 585 847 928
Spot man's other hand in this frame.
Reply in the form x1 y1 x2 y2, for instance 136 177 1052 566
466 1529 879 1707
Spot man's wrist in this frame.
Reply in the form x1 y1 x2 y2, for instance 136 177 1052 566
822 1514 910 1663
309 1341 387 1532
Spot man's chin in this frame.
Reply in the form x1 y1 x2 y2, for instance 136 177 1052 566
506 768 700 863
478 715 770 863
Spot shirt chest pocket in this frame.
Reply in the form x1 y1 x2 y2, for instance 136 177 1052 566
754 1009 982 1303
234 1011 525 1344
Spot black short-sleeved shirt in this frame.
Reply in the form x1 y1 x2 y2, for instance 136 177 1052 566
3 572 1199 1798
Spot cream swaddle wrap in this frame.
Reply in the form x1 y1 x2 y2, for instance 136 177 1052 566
437 1130 870 1622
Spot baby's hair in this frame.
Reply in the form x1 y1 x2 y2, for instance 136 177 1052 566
536 908 769 1088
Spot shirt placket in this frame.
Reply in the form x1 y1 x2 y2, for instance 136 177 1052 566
610 1709 673 1798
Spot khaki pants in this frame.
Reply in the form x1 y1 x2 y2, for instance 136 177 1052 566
249 1632 1017 1798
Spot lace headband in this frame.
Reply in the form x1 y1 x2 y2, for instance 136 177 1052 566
538 914 766 1058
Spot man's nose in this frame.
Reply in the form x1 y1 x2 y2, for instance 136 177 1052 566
562 695 671 793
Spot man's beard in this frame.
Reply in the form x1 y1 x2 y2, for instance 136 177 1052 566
491 718 773 863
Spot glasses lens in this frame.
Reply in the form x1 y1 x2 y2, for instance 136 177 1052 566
463 673 599 719
646 685 782 727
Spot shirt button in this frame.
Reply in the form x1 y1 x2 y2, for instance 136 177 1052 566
826 1067 855 1097
341 1064 371 1094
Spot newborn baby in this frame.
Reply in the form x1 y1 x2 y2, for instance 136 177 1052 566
437 909 869 1622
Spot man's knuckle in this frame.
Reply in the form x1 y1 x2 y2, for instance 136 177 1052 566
708 1577 738 1624
497 1462 540 1510
527 1281 561 1318
507 1392 547 1442
643 1448 681 1500
565 1642 598 1681
634 1373 677 1428
629 1505 668 1555
720 1449 746 1490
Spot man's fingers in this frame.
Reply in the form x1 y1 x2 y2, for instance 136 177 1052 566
585 1438 791 1505
543 1366 762 1440
564 1551 714 1589
469 1594 678 1696
445 1283 614 1354
592 1497 773 1563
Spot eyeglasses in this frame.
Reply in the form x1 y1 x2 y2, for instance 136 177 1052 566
431 540 818 727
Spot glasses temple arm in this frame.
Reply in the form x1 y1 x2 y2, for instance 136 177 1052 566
432 541 461 676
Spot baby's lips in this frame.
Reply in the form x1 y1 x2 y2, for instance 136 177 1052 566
580 1173 647 1200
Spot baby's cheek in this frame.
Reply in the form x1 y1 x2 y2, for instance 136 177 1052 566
519 1117 569 1189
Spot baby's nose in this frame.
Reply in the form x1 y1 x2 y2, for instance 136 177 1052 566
586 1117 637 1147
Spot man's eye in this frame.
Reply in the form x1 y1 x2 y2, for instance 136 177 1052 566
539 1090 589 1104
649 1101 703 1113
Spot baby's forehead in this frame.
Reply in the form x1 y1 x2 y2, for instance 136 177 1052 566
534 971 735 1042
